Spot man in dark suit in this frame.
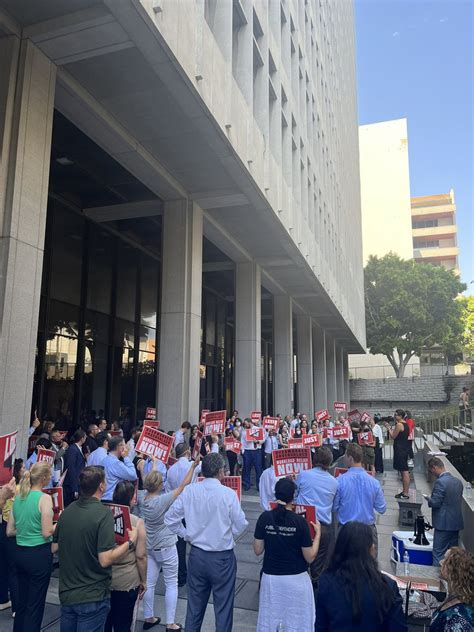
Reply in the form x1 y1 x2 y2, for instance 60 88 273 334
424 457 464 565
63 429 87 506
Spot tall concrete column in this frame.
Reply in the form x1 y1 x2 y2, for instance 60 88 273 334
296 314 314 416
336 345 345 403
234 262 261 417
313 325 327 411
325 335 337 411
158 200 203 428
343 352 350 408
273 295 293 415
0 37 56 452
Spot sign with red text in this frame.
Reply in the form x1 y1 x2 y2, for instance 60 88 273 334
0 431 17 485
348 409 361 422
42 486 64 522
315 409 330 423
203 411 226 435
303 433 323 448
250 411 262 422
104 503 132 544
330 426 351 441
333 401 347 412
263 417 279 431
145 407 157 420
357 431 374 446
334 467 348 478
288 438 304 448
28 435 39 456
135 426 174 464
361 411 371 423
192 430 203 460
224 437 242 454
270 502 317 537
245 427 265 442
197 476 241 502
272 448 312 478
37 448 56 466
204 441 211 454
144 420 160 430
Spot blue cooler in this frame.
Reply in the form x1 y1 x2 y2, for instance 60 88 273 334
391 530 433 566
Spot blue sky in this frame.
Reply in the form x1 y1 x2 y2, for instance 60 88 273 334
355 0 473 294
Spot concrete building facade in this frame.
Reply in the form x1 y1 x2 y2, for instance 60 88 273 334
0 0 365 451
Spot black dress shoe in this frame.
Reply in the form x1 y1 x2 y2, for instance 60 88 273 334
143 618 161 630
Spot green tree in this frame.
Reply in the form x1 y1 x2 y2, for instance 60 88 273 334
458 295 474 360
364 254 466 377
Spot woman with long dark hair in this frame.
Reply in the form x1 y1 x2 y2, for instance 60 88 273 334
316 522 407 631
385 409 411 498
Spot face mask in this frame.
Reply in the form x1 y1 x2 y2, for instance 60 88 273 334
235 422 241 427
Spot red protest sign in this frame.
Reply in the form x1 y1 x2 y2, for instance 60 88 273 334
348 409 361 422
28 435 39 456
37 448 56 466
200 409 210 428
361 411 371 423
245 427 265 442
334 467 348 478
104 503 132 544
270 502 317 537
272 448 312 478
42 486 64 522
303 433 323 448
110 430 123 437
204 441 211 454
135 426 174 464
0 431 17 485
331 426 351 441
250 411 262 422
263 417 279 431
197 476 241 502
333 401 347 412
145 407 157 420
144 420 160 430
287 438 304 448
315 409 330 422
192 430 203 460
357 431 374 446
203 411 226 435
224 437 242 454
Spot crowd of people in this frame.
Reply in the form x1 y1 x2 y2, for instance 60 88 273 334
0 407 472 632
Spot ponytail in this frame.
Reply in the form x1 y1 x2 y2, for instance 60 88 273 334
19 462 51 497
19 470 31 498
273 500 287 524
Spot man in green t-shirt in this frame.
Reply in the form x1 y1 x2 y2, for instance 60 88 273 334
52 466 137 630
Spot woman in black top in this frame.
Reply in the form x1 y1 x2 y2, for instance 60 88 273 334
253 478 320 631
385 409 411 498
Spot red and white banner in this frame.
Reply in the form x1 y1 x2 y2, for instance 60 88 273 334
348 409 361 422
334 467 348 478
330 426 351 441
28 435 39 456
200 409 210 427
197 476 242 502
270 502 317 537
245 427 265 442
224 437 242 454
145 407 157 420
287 438 304 448
315 409 330 422
333 401 347 412
42 486 64 522
37 448 56 466
263 417 279 431
135 426 174 464
361 411 371 423
303 433 323 448
192 430 203 460
272 448 312 478
0 431 17 486
104 503 133 544
203 411 226 436
144 420 160 430
250 411 262 422
357 431 374 446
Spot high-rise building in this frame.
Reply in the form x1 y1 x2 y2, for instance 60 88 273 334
411 190 460 274
0 0 365 449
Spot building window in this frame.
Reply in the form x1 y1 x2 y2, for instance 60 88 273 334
412 219 439 229
414 239 440 249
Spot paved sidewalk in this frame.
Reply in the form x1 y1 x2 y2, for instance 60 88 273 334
0 459 432 631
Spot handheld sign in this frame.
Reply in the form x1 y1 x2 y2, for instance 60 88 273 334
28 435 39 456
200 409 210 428
334 467 348 478
270 502 317 537
333 401 347 412
360 411 371 423
145 407 157 420
250 411 262 422
144 420 160 430
192 430 203 460
348 409 361 422
0 431 17 485
42 486 64 522
104 503 132 544
203 411 226 436
272 448 312 478
110 430 123 437
37 448 56 466
330 426 351 441
263 416 279 431
315 409 330 423
245 427 265 442
224 437 242 454
135 426 174 464
357 431 374 446
197 476 242 502
303 433 323 448
287 438 304 448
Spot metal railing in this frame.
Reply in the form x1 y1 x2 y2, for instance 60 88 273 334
349 364 463 380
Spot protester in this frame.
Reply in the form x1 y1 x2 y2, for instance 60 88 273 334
142 458 199 630
360 421 376 475
430 547 474 632
25 437 53 469
52 466 137 630
458 386 470 424
98 418 108 432
258 465 278 511
105 481 147 632
316 522 407 631
241 418 264 491
125 427 142 462
333 443 386 554
225 428 240 475
83 423 99 456
174 421 192 447
423 457 464 565
405 410 415 462
62 429 87 506
164 453 248 632
263 429 279 469
102 436 138 501
371 416 385 474
295 446 338 587
385 409 411 499
254 477 320 631
6 462 55 632
87 431 109 466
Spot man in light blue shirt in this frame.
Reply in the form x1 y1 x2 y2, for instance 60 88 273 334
296 446 338 585
86 432 109 467
333 442 386 554
101 436 137 501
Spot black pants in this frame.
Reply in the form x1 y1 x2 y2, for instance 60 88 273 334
0 520 19 611
104 586 139 631
375 446 384 473
226 451 237 475
13 542 52 632
177 519 187 585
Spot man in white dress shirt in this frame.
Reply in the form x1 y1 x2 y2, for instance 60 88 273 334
263 430 279 469
259 466 278 510
164 453 248 632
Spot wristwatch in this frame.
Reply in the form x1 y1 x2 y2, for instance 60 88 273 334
128 540 135 552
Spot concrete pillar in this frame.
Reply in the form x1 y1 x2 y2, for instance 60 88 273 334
273 295 293 415
296 314 314 417
0 37 56 452
158 200 203 428
313 325 327 411
325 335 337 411
234 262 261 417
336 345 345 404
343 352 350 408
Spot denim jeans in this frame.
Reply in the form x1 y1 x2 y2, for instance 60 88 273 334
60 599 110 632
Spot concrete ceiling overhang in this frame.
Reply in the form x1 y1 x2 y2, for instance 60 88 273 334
0 0 365 353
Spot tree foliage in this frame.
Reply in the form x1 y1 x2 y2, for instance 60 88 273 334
364 254 466 377
458 295 474 360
